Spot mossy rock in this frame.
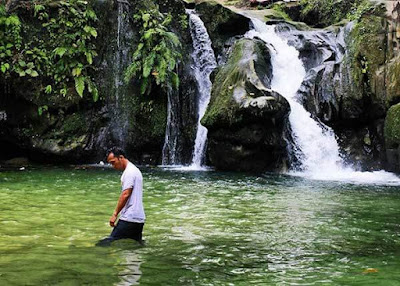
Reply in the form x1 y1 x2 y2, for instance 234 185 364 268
384 103 400 148
23 109 102 162
30 135 89 158
203 38 278 128
195 1 250 56
238 7 311 31
203 38 290 128
385 56 400 105
348 15 386 87
340 13 387 120
293 0 380 28
202 37 290 172
61 113 89 136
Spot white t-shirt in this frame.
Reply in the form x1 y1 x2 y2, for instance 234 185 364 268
119 162 145 223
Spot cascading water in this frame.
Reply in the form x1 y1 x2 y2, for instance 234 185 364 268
246 18 400 184
187 11 217 169
115 3 123 99
162 90 180 166
110 1 130 146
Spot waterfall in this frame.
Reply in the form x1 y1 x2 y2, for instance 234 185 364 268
162 90 181 165
110 1 130 147
246 19 400 183
162 11 216 170
246 19 343 174
114 3 123 104
187 11 217 169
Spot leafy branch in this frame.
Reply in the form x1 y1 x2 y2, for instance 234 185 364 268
125 6 181 95
0 0 99 107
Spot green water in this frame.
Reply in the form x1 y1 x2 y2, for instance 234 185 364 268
1 167 400 285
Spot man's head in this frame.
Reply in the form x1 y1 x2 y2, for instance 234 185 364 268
106 147 128 171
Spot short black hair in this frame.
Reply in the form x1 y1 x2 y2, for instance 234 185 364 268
105 147 126 160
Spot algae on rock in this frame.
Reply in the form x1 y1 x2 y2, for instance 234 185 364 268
384 103 400 172
202 38 290 172
385 103 400 148
194 0 250 59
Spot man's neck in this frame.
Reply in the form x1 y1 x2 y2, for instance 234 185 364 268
122 158 129 170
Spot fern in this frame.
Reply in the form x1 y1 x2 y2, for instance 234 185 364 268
143 53 155 77
125 6 182 95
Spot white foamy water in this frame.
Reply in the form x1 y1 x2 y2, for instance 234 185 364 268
246 19 400 185
159 164 213 172
187 11 217 170
161 91 179 165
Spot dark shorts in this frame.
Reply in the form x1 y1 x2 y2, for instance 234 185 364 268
96 220 144 246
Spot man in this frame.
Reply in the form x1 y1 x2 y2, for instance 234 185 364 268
97 147 145 246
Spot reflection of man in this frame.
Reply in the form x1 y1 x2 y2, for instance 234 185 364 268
97 147 145 246
116 251 143 285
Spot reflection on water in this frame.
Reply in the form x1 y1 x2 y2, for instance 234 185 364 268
0 167 400 285
116 250 143 286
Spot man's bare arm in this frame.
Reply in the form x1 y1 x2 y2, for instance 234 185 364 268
110 188 132 227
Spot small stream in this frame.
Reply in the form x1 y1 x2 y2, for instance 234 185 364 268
1 168 400 285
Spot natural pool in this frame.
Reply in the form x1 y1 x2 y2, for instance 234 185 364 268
1 167 400 285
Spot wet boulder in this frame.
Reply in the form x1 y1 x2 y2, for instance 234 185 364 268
195 1 250 59
384 103 400 172
202 38 290 172
4 157 30 167
277 22 349 124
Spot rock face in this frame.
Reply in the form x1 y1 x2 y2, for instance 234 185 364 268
384 103 400 172
0 0 198 165
278 1 400 172
195 1 250 62
202 38 290 172
274 19 389 170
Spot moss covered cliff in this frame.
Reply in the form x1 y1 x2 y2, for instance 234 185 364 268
0 0 196 164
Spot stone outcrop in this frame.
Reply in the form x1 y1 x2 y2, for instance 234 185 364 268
202 38 290 172
384 103 400 172
194 1 250 61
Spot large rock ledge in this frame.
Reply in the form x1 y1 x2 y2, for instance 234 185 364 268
202 38 290 172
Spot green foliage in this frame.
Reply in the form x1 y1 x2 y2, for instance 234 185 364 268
125 6 181 95
0 1 99 106
300 0 367 26
347 0 375 22
179 14 188 30
271 3 291 21
38 105 48 116
0 5 23 76
347 15 385 89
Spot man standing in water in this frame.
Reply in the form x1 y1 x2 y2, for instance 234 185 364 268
97 147 145 246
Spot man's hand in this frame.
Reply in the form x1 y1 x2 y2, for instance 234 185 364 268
109 213 117 227
109 188 131 227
